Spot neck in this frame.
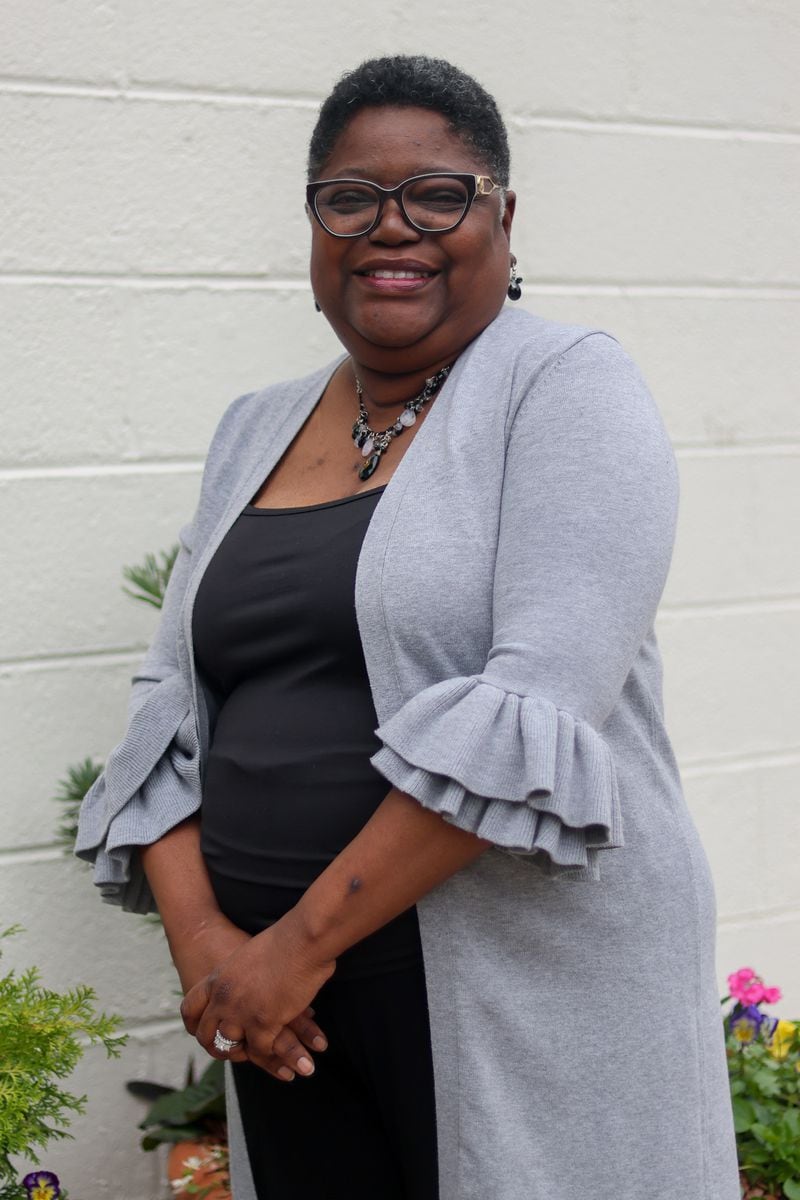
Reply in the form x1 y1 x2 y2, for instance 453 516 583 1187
347 356 456 410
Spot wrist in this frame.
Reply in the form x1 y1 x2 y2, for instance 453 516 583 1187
182 907 236 946
167 912 250 994
271 905 338 977
161 904 228 950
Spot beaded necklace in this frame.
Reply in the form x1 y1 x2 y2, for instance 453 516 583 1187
352 363 453 481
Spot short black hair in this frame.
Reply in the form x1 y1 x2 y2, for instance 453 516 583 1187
308 55 511 185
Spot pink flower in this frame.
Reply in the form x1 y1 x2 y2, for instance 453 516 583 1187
727 967 781 1006
728 968 757 1002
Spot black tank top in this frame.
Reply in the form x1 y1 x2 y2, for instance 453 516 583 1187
192 486 422 979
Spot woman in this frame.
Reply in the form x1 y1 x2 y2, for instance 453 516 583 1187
77 56 740 1200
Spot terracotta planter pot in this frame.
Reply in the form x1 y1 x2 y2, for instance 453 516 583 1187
166 1139 231 1199
739 1171 779 1200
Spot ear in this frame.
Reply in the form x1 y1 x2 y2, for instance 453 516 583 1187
501 189 516 240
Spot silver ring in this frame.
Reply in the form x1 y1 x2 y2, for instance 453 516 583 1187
213 1029 244 1054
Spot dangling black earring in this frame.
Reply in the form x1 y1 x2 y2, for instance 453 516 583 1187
507 257 523 301
314 298 321 312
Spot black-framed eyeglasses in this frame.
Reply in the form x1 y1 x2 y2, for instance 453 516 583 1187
306 172 503 238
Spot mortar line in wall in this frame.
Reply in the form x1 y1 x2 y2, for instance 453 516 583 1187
526 284 800 300
658 595 800 618
0 460 203 481
0 647 143 672
118 1017 186 1042
674 441 800 456
0 273 309 291
718 906 800 929
3 596 797 666
2 272 800 299
680 747 800 777
2 75 799 144
0 75 321 109
509 113 800 145
3 439 797 480
0 845 67 866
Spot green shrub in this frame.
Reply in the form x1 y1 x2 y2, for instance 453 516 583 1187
0 928 126 1199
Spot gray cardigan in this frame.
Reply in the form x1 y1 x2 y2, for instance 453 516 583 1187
76 308 739 1199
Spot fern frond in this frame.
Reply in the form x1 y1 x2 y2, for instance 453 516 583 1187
121 546 179 610
51 760 103 854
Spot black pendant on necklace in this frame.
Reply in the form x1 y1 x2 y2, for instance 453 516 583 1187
358 452 381 481
352 360 454 482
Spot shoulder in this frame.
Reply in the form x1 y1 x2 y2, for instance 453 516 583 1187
471 310 677 499
473 306 643 400
468 305 609 368
181 356 343 543
454 308 645 434
198 356 345 487
208 358 343 459
481 308 665 443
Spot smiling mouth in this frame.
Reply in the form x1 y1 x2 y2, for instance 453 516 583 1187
359 269 436 279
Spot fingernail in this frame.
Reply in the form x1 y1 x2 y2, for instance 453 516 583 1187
312 1036 328 1051
297 1056 314 1075
278 1067 294 1081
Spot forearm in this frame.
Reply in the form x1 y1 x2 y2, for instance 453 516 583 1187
143 818 328 1073
139 815 220 933
286 787 491 964
138 816 240 987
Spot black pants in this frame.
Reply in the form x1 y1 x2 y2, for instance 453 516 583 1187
232 960 440 1199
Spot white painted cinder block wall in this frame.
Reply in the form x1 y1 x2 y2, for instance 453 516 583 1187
1 3 798 1195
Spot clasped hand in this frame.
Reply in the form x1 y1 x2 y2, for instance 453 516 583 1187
180 918 336 1083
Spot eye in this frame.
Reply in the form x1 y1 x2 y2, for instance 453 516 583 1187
406 179 469 212
317 185 375 213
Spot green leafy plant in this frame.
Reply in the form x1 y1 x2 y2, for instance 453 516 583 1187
127 1061 229 1198
723 968 800 1199
52 760 103 856
127 1059 226 1150
0 927 126 1200
52 547 179 859
121 545 179 610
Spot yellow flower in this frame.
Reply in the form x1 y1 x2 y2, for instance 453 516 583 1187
768 1019 797 1061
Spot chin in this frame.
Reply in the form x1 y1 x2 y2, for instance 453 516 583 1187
336 308 439 355
358 327 430 350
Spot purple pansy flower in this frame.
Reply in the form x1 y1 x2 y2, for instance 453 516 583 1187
729 1004 778 1044
22 1171 61 1200
729 1005 763 1043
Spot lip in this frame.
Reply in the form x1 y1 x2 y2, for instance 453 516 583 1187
354 258 439 274
353 258 440 294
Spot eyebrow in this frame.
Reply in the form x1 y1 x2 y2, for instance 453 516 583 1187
319 166 470 180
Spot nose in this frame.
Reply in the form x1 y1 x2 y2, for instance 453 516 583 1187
368 196 421 243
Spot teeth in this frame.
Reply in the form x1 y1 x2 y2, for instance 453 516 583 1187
365 269 432 279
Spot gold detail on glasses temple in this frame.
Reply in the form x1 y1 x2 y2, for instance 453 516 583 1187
476 176 501 195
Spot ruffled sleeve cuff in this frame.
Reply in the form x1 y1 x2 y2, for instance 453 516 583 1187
74 674 202 914
371 677 623 880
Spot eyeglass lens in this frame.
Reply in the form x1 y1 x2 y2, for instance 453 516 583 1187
314 176 471 235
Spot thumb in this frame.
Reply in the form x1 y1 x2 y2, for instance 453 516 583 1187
180 975 214 1035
